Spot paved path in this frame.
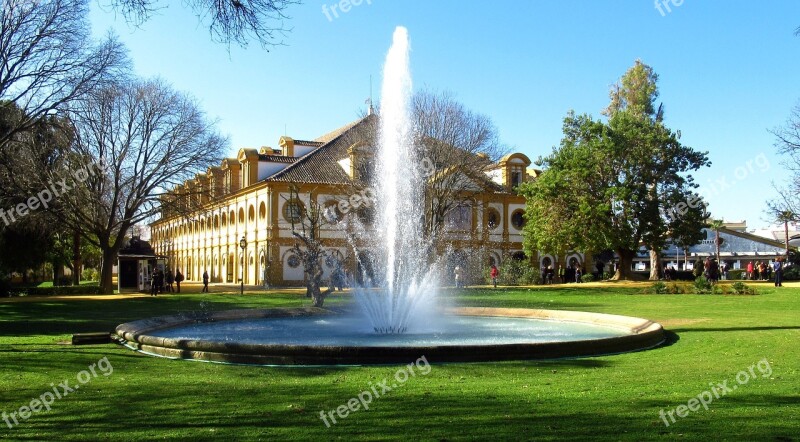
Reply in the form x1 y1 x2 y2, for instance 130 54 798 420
1 280 795 303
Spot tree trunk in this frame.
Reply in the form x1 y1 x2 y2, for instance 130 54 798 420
307 279 332 307
72 230 82 286
785 220 790 257
612 248 636 280
649 249 662 280
99 246 119 294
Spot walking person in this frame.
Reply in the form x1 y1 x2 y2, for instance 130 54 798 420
202 270 209 293
150 269 158 296
558 266 565 284
575 266 582 283
490 264 499 288
175 269 184 293
156 268 164 294
165 268 174 293
773 258 784 287
746 261 754 280
454 265 462 288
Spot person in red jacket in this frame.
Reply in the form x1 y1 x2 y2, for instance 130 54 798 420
490 264 499 288
746 261 754 280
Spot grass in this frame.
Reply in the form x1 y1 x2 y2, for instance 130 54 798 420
0 282 798 441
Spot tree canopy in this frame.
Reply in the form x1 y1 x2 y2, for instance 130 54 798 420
520 61 709 280
54 78 227 293
769 100 800 217
104 0 300 49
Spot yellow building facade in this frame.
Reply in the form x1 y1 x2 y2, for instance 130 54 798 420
150 116 584 286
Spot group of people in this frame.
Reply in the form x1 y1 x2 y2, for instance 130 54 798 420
746 260 774 281
747 259 786 287
701 257 786 287
149 267 184 295
663 265 679 281
703 257 721 283
557 265 586 284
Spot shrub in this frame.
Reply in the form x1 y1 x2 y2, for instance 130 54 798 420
82 268 99 282
783 265 800 281
670 271 695 281
730 281 758 295
649 281 668 294
12 285 105 296
581 274 596 283
601 271 613 280
496 259 540 286
693 276 714 294
0 277 10 297
669 282 691 294
727 269 747 280
55 276 73 287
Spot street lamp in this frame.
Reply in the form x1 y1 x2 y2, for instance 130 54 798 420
164 238 173 271
261 244 270 289
239 235 247 295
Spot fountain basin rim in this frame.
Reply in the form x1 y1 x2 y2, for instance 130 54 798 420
115 307 665 365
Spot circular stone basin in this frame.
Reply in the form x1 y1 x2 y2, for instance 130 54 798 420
115 307 665 365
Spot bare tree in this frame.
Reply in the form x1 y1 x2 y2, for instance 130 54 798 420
411 91 507 254
284 185 334 307
769 101 800 216
103 0 300 49
775 210 798 257
54 78 227 293
0 0 126 149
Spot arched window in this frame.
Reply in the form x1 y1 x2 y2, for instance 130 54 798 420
322 200 342 224
511 209 526 229
486 208 501 230
446 204 472 230
283 199 306 223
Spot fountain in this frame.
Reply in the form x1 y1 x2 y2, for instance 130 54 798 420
116 27 665 365
355 26 437 335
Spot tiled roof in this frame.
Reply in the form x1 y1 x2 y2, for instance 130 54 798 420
258 154 297 163
294 140 324 147
266 115 515 195
267 116 376 185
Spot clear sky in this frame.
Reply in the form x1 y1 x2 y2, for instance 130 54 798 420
89 0 800 229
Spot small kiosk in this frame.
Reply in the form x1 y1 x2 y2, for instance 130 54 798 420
117 236 166 292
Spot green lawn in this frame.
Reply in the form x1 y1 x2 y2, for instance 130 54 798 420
0 284 798 441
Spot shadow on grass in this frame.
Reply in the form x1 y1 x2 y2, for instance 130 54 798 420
671 326 800 333
0 295 311 338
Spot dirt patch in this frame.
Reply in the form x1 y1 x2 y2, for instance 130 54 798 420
658 318 712 327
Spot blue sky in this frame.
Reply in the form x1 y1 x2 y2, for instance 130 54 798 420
89 0 800 229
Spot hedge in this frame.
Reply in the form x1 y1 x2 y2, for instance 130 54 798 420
1 285 105 297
